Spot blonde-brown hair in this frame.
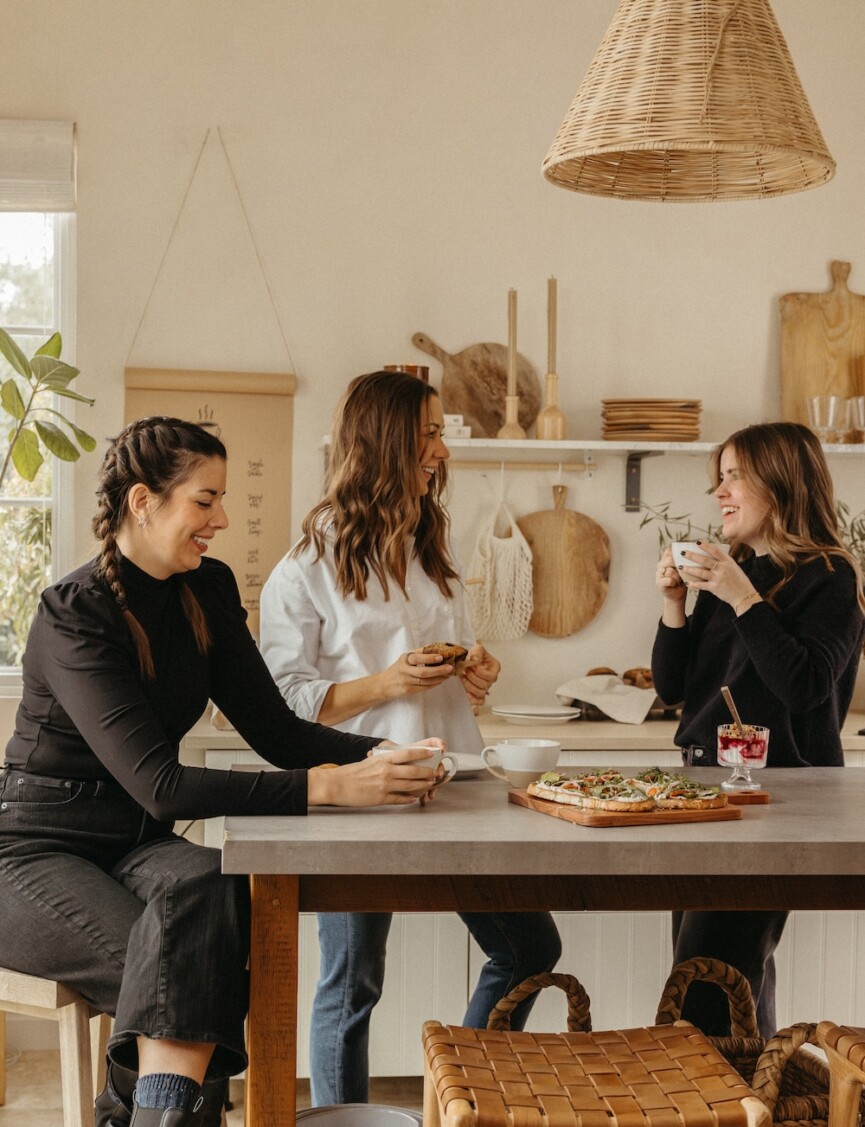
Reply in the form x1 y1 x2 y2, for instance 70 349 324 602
92 416 228 677
709 421 865 610
295 371 459 600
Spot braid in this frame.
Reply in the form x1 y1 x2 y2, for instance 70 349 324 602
92 415 226 677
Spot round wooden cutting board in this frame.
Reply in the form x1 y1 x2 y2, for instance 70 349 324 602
516 485 610 637
412 332 541 436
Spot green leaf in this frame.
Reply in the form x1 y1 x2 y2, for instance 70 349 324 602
34 332 62 359
10 426 43 480
69 422 97 451
0 328 33 380
31 356 80 387
54 387 96 405
1 378 26 420
34 420 80 462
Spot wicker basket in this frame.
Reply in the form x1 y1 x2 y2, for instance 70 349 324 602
655 957 858 1127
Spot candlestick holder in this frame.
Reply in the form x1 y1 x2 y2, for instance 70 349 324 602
497 395 526 439
535 372 566 439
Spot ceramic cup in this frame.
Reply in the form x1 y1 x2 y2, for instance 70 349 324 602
671 541 730 578
481 739 561 788
372 743 458 784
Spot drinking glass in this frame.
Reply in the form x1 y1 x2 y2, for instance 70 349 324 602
717 724 769 791
806 396 845 443
848 396 865 443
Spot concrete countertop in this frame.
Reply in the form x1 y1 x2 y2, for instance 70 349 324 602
222 766 865 878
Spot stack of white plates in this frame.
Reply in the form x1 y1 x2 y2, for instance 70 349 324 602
491 704 581 726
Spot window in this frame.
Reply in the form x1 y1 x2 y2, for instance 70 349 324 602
0 122 76 682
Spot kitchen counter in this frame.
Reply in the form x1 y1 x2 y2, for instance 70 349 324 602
182 707 865 759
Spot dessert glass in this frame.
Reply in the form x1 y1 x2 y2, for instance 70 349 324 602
717 724 769 791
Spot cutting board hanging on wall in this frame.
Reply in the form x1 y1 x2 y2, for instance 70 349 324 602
412 332 541 436
780 260 865 426
516 485 610 638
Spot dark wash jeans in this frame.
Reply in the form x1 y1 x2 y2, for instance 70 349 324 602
0 767 250 1080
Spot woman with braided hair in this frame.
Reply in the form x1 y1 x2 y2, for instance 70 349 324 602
0 416 445 1127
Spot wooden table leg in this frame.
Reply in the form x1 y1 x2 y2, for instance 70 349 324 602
246 874 299 1127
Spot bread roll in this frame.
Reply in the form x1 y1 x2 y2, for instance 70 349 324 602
423 642 468 674
622 667 653 689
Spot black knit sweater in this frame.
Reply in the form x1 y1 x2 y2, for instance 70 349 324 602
651 554 864 767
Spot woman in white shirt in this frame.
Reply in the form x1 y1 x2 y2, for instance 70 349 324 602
261 370 561 1106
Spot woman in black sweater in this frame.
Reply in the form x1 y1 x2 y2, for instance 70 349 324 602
652 421 865 1038
0 417 443 1127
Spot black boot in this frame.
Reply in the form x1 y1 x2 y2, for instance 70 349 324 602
128 1100 203 1127
196 1078 229 1127
94 1062 137 1127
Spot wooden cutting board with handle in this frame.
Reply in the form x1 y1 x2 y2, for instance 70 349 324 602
516 485 610 637
780 260 865 426
412 332 541 436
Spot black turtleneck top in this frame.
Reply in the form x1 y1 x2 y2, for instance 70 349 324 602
5 555 377 819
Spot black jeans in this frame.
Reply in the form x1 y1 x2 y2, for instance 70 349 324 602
671 909 788 1038
0 768 250 1079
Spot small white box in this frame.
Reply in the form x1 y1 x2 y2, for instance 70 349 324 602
444 414 464 427
450 425 472 438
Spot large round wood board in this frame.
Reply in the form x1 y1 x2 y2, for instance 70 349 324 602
516 485 610 637
412 332 541 436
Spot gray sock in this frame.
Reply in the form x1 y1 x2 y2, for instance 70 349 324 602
134 1073 201 1111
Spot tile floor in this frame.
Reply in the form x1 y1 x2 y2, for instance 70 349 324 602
0 1051 424 1126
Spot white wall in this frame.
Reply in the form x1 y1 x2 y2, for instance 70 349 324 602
2 0 864 699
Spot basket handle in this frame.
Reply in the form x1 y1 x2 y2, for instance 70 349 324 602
655 957 759 1038
486 971 592 1032
749 1022 819 1114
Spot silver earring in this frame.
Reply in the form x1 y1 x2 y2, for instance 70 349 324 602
138 516 147 529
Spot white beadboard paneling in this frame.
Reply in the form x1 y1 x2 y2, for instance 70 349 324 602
368 913 469 1078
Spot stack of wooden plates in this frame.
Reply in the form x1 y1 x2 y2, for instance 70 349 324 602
601 398 701 441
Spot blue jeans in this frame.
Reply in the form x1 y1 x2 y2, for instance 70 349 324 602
0 769 250 1080
310 910 562 1105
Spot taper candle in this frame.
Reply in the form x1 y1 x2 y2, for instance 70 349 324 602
547 276 557 374
507 288 517 397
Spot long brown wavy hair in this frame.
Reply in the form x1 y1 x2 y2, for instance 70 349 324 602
92 416 228 677
295 371 459 600
709 421 865 611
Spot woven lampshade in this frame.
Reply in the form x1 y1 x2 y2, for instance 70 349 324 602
543 0 835 202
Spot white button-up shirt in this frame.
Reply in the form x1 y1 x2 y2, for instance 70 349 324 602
260 539 484 754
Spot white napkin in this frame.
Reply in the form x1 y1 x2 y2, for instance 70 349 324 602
555 674 657 725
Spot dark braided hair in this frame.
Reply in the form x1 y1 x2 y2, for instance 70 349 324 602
92 416 227 677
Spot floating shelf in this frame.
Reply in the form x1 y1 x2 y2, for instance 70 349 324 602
443 438 865 509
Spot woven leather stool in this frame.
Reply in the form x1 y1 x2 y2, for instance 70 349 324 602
422 973 769 1127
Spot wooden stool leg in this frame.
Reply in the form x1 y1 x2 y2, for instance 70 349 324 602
0 1009 6 1106
824 1045 865 1127
91 1011 111 1095
58 1001 94 1127
423 1053 440 1127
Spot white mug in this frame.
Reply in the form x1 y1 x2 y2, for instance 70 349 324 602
671 541 730 574
481 739 561 788
372 743 458 785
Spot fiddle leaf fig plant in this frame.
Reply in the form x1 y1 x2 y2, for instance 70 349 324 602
0 327 96 490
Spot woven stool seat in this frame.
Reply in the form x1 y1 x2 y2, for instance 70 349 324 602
422 1020 769 1127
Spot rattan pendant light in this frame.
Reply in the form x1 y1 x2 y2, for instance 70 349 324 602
543 0 835 202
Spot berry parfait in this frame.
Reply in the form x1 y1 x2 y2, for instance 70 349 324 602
716 724 770 791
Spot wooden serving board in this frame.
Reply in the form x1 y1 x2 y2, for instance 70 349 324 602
508 788 743 827
412 332 541 436
516 485 610 637
780 260 865 427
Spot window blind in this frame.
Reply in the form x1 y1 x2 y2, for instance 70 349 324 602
0 119 76 211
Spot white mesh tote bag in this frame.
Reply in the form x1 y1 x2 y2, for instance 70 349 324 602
466 499 534 641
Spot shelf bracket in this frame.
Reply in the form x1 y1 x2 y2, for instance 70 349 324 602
625 451 662 512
